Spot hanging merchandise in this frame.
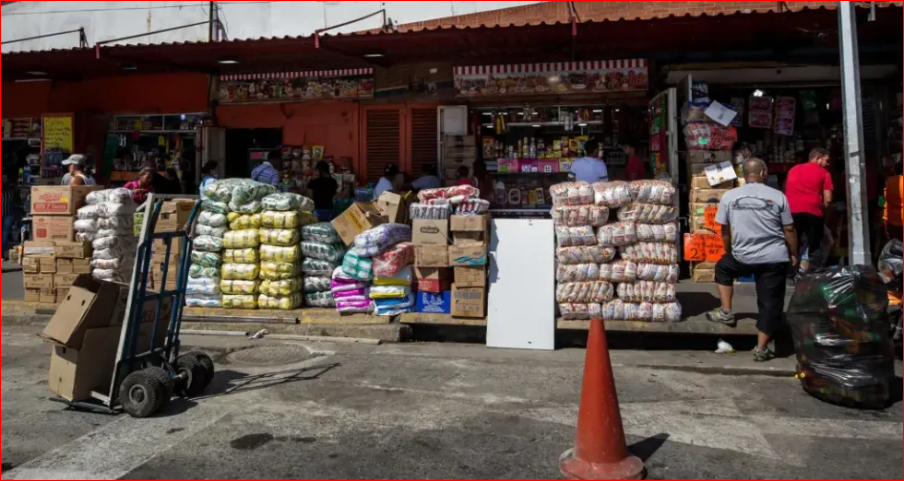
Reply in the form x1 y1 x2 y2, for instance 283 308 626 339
774 96 797 136
748 96 774 129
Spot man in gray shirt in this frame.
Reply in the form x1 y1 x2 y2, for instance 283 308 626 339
707 158 799 362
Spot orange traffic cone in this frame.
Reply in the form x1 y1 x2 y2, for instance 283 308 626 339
560 318 645 480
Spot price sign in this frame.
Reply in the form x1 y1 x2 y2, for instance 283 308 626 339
704 234 726 263
703 204 722 234
43 115 73 152
683 234 705 262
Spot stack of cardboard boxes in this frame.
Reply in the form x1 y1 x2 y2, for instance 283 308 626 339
23 185 100 303
687 151 736 283
413 214 488 318
151 200 195 291
442 135 477 185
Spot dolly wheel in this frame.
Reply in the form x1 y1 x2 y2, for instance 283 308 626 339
175 355 207 398
144 367 175 412
184 351 216 389
120 371 165 418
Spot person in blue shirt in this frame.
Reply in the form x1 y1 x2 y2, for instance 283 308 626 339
251 151 282 186
570 138 609 183
199 161 219 198
411 165 441 191
374 164 399 200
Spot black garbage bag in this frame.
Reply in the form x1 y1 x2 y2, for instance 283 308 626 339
787 266 895 409
878 240 902 341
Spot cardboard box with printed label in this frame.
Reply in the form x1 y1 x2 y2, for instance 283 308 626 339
448 243 487 267
414 267 452 293
57 258 74 275
30 185 102 216
415 291 452 314
331 202 388 247
39 256 57 274
453 266 486 288
375 191 414 225
24 274 54 289
687 151 733 164
692 268 716 283
412 219 450 246
54 241 92 259
451 285 486 318
72 259 92 274
23 240 56 257
24 288 41 303
155 199 196 233
32 216 76 241
22 256 40 273
415 246 450 268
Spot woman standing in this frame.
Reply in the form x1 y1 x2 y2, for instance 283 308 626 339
124 167 156 205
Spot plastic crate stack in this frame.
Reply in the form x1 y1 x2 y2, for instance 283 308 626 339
333 224 413 316
258 193 318 310
74 188 138 284
552 180 682 323
298 221 344 309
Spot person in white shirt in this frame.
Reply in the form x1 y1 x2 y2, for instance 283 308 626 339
63 155 97 186
373 164 400 200
411 165 441 191
570 138 609 183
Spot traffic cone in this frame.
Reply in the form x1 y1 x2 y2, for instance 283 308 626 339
560 318 645 480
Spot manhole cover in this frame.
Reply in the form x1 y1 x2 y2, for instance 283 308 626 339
226 345 311 367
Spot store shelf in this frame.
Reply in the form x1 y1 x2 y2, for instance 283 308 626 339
399 312 488 327
108 130 197 135
503 121 603 128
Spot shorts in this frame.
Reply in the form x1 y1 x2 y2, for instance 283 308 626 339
716 255 790 336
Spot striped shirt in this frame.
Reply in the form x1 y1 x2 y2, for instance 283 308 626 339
2 189 18 217
251 162 280 186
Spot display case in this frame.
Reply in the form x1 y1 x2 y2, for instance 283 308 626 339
106 113 205 184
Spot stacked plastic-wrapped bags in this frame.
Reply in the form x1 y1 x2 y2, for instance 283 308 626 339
300 221 344 309
187 200 229 308
332 224 412 315
256 193 316 310
75 188 137 283
552 180 682 322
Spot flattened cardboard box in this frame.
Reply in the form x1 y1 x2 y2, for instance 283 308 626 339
32 216 76 241
412 219 450 246
692 268 716 283
42 276 120 349
415 245 449 268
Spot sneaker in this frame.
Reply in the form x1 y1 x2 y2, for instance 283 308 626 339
753 348 776 363
706 308 737 328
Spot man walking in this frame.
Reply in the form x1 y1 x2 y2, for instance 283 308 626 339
785 148 834 271
707 159 799 362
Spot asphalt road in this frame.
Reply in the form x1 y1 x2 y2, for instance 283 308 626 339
2 325 902 480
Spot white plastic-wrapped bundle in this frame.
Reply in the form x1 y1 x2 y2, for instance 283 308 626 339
592 182 632 208
550 182 594 207
635 263 680 283
619 243 679 265
409 202 452 220
617 204 679 225
196 224 228 238
617 282 677 304
261 193 315 213
555 282 614 303
556 246 618 265
596 222 637 247
558 303 602 320
86 188 132 205
629 180 677 205
555 226 597 248
185 295 222 308
556 264 600 283
635 223 679 244
551 205 610 228
199 211 229 228
76 190 137 284
598 260 638 283
601 300 681 323
186 278 221 296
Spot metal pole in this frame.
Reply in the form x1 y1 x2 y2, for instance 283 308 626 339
838 1 871 266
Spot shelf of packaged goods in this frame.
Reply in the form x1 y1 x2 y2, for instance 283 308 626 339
108 130 198 135
501 121 603 128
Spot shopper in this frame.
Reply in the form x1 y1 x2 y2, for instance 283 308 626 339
124 167 156 205
785 147 834 271
251 150 282 187
454 166 477 188
624 144 647 181
411 165 441 191
199 161 219 198
571 138 609 183
63 155 97 186
309 161 339 222
885 159 903 242
707 159 799 362
373 164 399 200
1 172 22 261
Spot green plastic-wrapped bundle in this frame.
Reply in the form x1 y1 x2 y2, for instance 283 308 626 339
190 251 222 268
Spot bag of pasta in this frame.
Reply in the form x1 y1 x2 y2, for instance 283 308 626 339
556 264 600 283
551 205 609 227
555 282 614 304
599 260 638 283
618 203 679 225
221 279 261 295
228 213 262 231
617 281 677 304
555 226 597 248
636 263 679 283
558 303 602 320
629 180 677 205
592 181 632 208
260 277 303 297
260 244 301 263
301 241 346 262
620 242 678 265
260 261 301 281
261 193 315 212
259 228 299 247
223 248 260 264
304 291 336 308
549 182 594 207
199 211 228 228
636 223 679 244
190 264 220 279
302 258 341 276
301 223 343 244
222 294 258 309
222 263 260 281
303 277 332 294
597 222 636 247
261 210 317 229
223 230 261 249
556 246 617 265
258 293 303 310
190 251 222 268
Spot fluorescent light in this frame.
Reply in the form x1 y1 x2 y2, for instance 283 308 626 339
753 89 765 97
363 53 384 58
180 114 187 121
615 109 621 113
531 125 542 128
483 112 493 117
26 71 47 76
218 59 240 65
484 124 494 128
578 123 588 127
15 78 51 83
592 109 603 113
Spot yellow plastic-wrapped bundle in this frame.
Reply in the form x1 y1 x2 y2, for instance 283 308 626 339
260 244 301 263
223 229 261 249
260 210 318 229
228 213 262 231
222 263 261 281
221 279 261 295
223 248 260 264
259 228 300 247
260 261 301 280
257 293 303 310
260 277 304 297
222 294 258 309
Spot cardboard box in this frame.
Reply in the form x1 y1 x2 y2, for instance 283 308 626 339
22 256 40 273
375 192 413 225
687 151 732 164
55 241 92 259
30 185 102 216
32 216 76 241
415 291 452 314
412 218 450 246
449 243 488 267
24 274 54 289
415 246 450 268
454 266 486 288
40 289 57 304
443 135 477 148
451 285 486 318
414 267 452 293
23 240 55 257
690 189 729 204
154 238 184 253
42 276 122 349
332 202 388 247
54 273 80 289
155 199 195 232
152 253 181 267
692 268 716 283
450 215 489 232
57 258 74 275
691 176 735 191
453 232 485 246
39 256 57 274
24 288 41 303
72 259 92 274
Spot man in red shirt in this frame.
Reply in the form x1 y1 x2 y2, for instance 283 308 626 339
785 147 834 271
624 144 646 181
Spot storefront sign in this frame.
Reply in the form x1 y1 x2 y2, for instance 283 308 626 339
454 60 648 98
218 69 375 104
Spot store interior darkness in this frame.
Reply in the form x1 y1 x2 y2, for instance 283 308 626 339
225 128 283 179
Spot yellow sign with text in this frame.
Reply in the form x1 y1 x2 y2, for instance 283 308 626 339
43 115 73 152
